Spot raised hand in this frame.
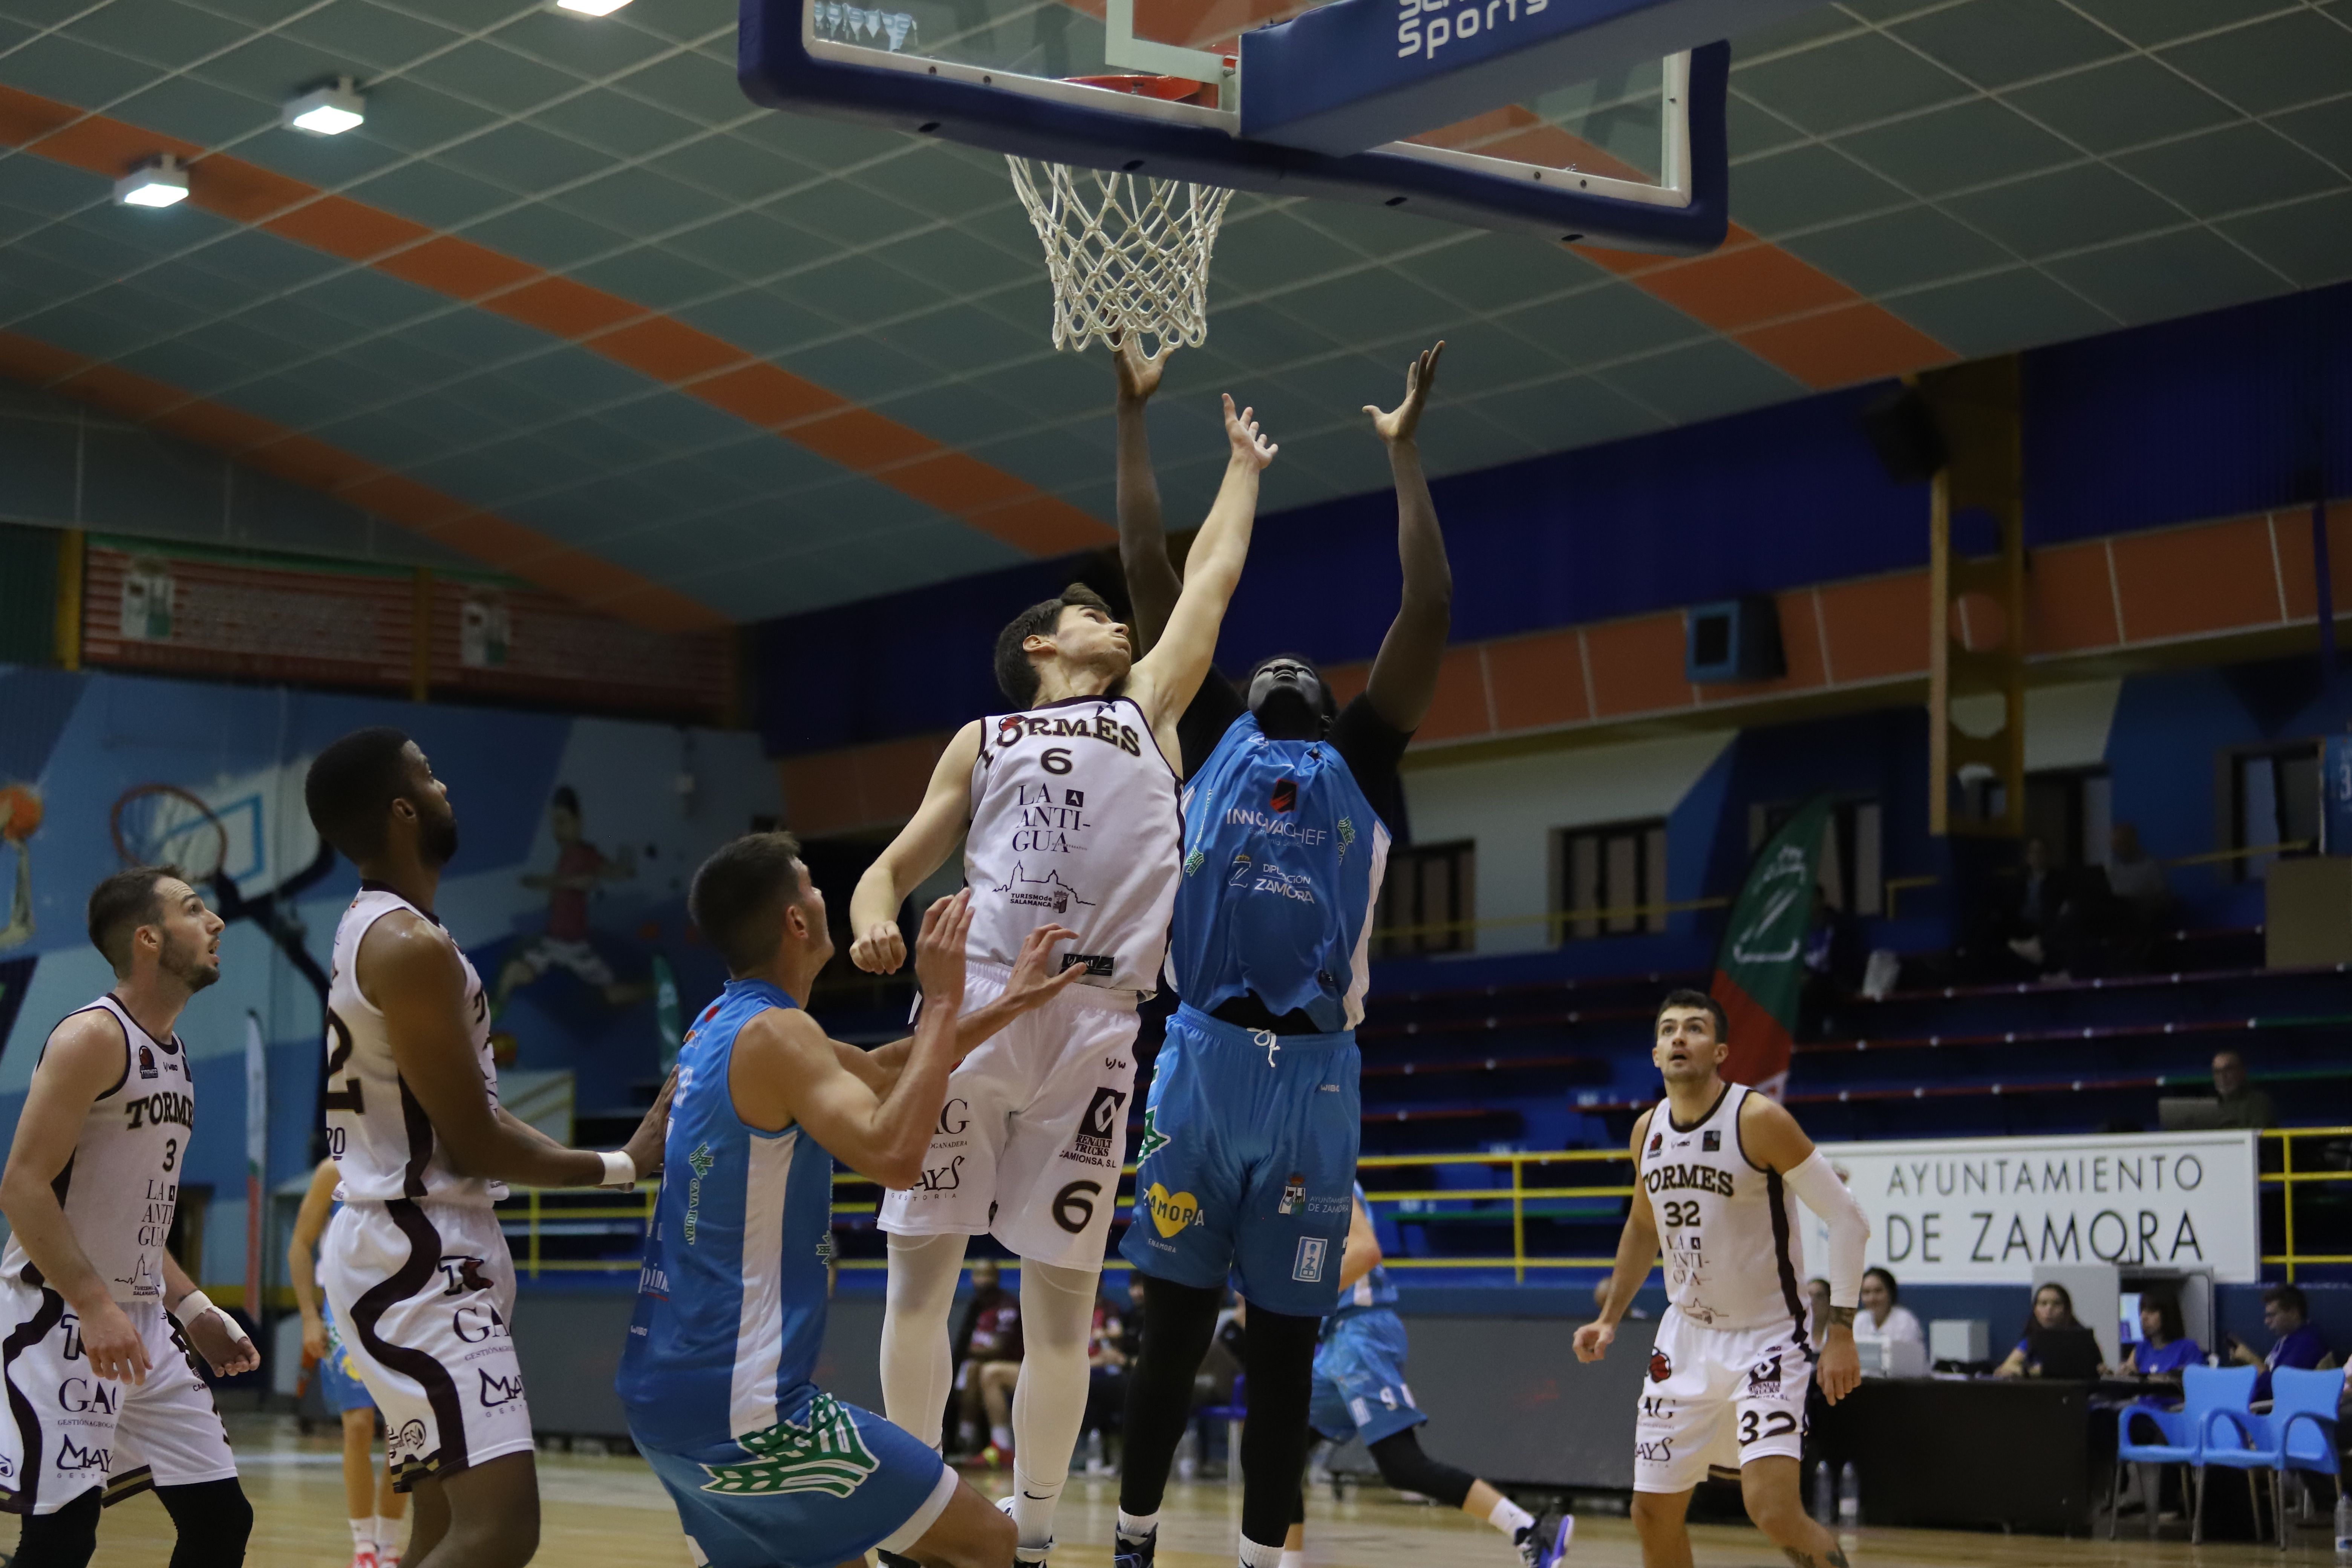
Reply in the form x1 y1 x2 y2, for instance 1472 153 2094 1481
851 919 908 975
1002 922 1089 1012
1115 337 1173 404
913 890 974 1009
1223 394 1277 470
1366 340 1444 446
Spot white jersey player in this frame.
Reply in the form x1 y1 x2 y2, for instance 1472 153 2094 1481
848 385 1277 1561
0 869 257 1566
1576 990 1871 1568
301 727 670 1568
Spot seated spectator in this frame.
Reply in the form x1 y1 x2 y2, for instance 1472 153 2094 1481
952 1259 1023 1464
1805 1277 1832 1352
1995 1282 2107 1379
1853 1267 1925 1354
2210 1049 2275 1130
2228 1284 2331 1402
2106 823 2171 914
2118 1289 2202 1380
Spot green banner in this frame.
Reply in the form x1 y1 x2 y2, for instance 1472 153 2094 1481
1709 795 1830 1096
653 952 683 1076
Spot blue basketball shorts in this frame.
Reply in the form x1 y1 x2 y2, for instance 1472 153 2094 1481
1117 1003 1360 1317
317 1303 376 1415
635 1386 955 1568
1309 1310 1427 1447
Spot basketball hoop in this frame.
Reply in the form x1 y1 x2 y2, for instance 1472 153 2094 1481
1007 75 1234 353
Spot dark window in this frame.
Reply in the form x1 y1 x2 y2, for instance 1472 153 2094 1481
1374 840 1476 957
2232 744 2320 880
1552 820 1667 940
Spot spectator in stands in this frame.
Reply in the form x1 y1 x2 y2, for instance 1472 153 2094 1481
2107 823 2171 913
2118 1289 2202 1381
2210 1049 2275 1129
1080 1287 1128 1474
1805 1277 1832 1352
1995 1282 2107 1378
952 1259 1023 1464
1853 1267 1925 1357
2228 1284 2331 1402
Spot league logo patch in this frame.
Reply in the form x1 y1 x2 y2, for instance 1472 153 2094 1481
1292 1236 1327 1282
1649 1349 1673 1384
1269 778 1298 813
1702 1130 1720 1152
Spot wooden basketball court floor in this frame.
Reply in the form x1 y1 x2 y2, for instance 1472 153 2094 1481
46 1413 2339 1568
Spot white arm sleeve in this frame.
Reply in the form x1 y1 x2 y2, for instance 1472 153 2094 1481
1782 1149 1870 1310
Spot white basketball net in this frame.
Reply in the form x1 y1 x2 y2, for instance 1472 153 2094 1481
1007 157 1234 354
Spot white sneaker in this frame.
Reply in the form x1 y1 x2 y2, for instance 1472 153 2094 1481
996 1493 1051 1565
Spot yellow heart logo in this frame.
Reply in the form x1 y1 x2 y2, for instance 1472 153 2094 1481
1145 1183 1199 1238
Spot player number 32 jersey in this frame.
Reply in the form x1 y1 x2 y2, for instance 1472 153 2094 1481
1640 1082 1807 1337
963 695 1180 995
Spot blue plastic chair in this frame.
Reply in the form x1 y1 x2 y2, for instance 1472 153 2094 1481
2112 1400 2197 1540
2191 1364 2271 1544
2263 1366 2343 1551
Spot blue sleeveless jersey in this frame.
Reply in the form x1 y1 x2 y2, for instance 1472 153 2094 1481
1329 1182 1398 1321
618 978 837 1453
1168 714 1392 1031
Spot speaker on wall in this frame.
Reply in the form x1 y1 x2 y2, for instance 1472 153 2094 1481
1687 597 1785 684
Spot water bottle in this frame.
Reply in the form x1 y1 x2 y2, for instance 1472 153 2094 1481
1812 1462 1834 1525
1837 1462 1859 1528
1175 1427 1199 1481
2332 1487 2350 1562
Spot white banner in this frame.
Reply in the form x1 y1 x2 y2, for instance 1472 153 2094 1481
1797 1130 2261 1285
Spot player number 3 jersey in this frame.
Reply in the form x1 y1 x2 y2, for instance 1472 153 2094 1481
324 884 505 1206
963 695 1180 995
1640 1082 1807 1337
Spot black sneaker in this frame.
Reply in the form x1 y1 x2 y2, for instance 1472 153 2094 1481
1113 1527 1156 1568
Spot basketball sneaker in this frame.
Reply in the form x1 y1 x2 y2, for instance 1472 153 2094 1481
1113 1525 1157 1568
349 1544 379 1568
997 1493 1052 1565
1515 1508 1572 1568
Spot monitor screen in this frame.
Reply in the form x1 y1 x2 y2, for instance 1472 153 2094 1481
2119 1291 2142 1347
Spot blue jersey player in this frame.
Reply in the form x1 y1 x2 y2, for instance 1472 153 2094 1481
1289 1187 1570 1568
617 837 1083 1568
1109 341 1455 1568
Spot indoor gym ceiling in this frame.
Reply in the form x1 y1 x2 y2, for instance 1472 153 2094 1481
0 0 2346 628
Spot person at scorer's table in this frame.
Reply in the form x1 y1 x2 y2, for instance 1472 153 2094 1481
2116 1291 2202 1380
1994 1282 2107 1379
2227 1283 2332 1402
1851 1268 1923 1359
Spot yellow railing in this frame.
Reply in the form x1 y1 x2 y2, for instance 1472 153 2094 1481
503 1130 2350 1282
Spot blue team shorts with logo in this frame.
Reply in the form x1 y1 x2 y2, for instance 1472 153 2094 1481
1117 1003 1360 1317
635 1385 954 1568
317 1303 375 1415
1309 1310 1427 1447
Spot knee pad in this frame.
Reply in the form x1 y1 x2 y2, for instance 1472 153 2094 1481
16 1488 102 1568
157 1478 254 1568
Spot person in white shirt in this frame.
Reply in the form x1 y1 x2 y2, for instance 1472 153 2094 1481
1853 1267 1925 1352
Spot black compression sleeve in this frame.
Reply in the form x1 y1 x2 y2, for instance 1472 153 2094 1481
14 1487 100 1568
156 1479 253 1568
1239 1306 1321 1548
1366 1428 1477 1510
1118 1276 1223 1519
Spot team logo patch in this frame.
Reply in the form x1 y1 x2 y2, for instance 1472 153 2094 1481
137 1045 157 1080
1183 848 1205 877
1702 1130 1720 1152
700 1392 879 1498
1277 1172 1306 1215
1648 1349 1672 1383
1336 816 1356 862
1269 778 1298 813
1144 1184 1201 1238
1292 1236 1327 1282
1134 1107 1171 1163
1648 1133 1663 1155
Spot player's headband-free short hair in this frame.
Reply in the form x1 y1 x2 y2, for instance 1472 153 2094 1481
994 584 1117 707
690 831 809 975
1654 987 1728 1041
87 866 174 976
305 727 417 864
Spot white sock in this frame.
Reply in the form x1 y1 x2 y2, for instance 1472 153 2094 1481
1280 1552 1307 1568
375 1519 403 1560
1011 1465 1063 1549
1488 1498 1534 1539
350 1520 373 1552
1239 1538 1285 1568
1118 1510 1160 1543
879 1234 968 1449
992 1424 1015 1450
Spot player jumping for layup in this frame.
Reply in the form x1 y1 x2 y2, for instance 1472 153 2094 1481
849 392 1277 1564
621 840 1080 1568
304 729 671 1568
0 869 258 1568
1576 991 1870 1568
1110 342 1451 1568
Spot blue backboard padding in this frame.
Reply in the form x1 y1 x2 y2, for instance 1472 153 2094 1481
1238 0 1811 156
739 0 1732 253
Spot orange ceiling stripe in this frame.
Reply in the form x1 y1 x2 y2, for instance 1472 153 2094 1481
0 328 726 632
0 83 1109 558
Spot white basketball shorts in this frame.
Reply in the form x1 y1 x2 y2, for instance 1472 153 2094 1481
877 960 1141 1272
1632 1306 1813 1494
0 1281 236 1515
321 1199 533 1491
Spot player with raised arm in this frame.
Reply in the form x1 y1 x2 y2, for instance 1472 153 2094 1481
1109 342 1449 1568
620 836 1083 1568
0 869 259 1567
301 728 673 1568
1574 990 1871 1568
848 392 1277 1565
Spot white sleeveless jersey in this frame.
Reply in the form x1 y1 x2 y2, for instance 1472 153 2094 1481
325 885 504 1206
963 695 1181 995
0 996 193 1305
1639 1082 1807 1336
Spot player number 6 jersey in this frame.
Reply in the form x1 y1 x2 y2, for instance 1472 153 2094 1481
963 695 1180 995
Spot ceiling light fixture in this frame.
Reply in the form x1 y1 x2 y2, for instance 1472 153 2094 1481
115 155 189 208
283 77 366 135
555 0 634 14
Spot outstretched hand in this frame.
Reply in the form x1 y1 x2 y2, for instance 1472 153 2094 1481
1223 394 1278 470
1115 338 1173 404
1002 922 1090 1012
913 889 974 1008
1366 340 1443 445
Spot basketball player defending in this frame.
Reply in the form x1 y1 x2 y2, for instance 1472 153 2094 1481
848 393 1279 1562
303 727 671 1568
1110 343 1451 1568
622 839 1082 1568
1575 991 1870 1568
0 869 258 1566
